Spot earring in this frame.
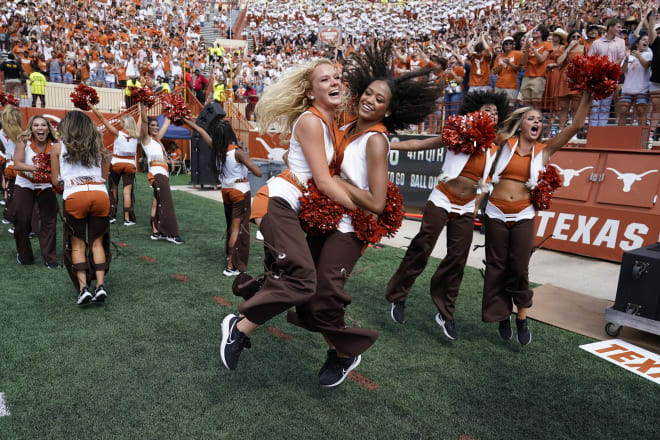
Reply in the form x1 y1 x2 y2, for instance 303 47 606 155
309 96 315 100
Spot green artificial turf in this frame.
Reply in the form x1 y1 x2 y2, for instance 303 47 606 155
1 173 658 439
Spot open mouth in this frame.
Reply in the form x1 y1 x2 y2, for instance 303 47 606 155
361 102 374 113
530 125 540 137
329 89 340 98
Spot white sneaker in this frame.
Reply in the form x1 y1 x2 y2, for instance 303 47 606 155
1 218 10 224
223 268 240 277
123 220 136 226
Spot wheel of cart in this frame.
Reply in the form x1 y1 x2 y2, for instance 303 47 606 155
605 322 622 337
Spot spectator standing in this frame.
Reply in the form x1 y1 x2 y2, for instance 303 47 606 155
557 31 586 131
466 32 493 92
493 36 522 105
616 34 652 126
543 28 567 130
588 19 626 126
519 25 552 107
193 69 208 103
1 54 24 98
28 69 46 108
443 54 465 116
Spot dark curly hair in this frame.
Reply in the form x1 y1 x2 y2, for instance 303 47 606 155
342 42 444 133
458 90 510 127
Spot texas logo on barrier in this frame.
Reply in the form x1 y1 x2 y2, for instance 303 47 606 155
550 164 593 187
605 168 658 192
580 339 660 384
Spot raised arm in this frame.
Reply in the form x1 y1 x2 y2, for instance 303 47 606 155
296 113 356 210
235 148 263 178
156 117 170 141
139 103 150 145
391 136 444 151
91 105 119 137
182 118 212 147
544 90 591 159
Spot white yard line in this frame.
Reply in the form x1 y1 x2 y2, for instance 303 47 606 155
0 392 10 416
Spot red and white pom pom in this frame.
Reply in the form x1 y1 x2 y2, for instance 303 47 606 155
70 84 99 111
442 111 496 155
530 165 563 211
350 181 404 244
566 54 621 101
31 153 52 184
298 179 346 235
130 87 156 108
0 92 20 107
162 94 192 126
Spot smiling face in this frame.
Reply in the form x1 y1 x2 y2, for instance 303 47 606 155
358 80 392 123
308 63 342 108
479 103 499 126
520 110 543 141
638 35 650 51
149 119 160 137
31 117 50 144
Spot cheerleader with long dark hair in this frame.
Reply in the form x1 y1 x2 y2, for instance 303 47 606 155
184 117 263 275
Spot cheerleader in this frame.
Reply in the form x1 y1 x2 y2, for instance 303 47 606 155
139 103 184 244
483 90 591 345
184 117 263 275
1 105 22 230
51 111 111 305
287 43 443 387
12 116 58 267
385 90 509 341
91 106 140 226
220 59 356 371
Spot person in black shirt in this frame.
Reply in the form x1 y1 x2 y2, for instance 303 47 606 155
1 54 24 98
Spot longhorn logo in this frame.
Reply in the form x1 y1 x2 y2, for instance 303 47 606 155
256 137 287 162
550 164 593 186
605 168 658 192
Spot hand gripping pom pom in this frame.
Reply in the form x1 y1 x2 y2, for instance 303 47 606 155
350 181 405 244
298 179 346 235
530 165 563 210
130 87 156 108
442 111 496 155
0 92 20 107
162 94 192 126
566 55 621 101
31 153 53 184
70 84 100 111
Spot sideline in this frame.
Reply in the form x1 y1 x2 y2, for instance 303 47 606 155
172 185 620 301
0 392 10 417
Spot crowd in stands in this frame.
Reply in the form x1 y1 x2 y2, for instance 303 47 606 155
1 0 660 134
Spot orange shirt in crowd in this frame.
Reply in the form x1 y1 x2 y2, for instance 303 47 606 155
468 51 492 87
524 41 553 77
494 50 522 89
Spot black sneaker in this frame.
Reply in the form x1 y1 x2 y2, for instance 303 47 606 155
516 318 532 346
150 232 163 240
498 317 513 341
166 236 185 245
319 354 361 387
92 285 108 304
17 253 33 265
390 301 406 324
44 261 59 269
318 349 338 379
28 232 37 239
220 314 251 370
434 313 458 340
77 287 93 306
109 217 117 224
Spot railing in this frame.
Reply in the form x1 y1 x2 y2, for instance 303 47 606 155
223 100 254 148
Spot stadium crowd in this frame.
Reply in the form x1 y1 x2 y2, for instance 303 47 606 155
1 0 659 132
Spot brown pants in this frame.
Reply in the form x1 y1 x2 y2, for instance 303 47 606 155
3 179 15 223
288 231 379 357
108 165 136 222
238 197 316 325
385 202 474 320
152 174 179 237
14 185 57 265
223 190 251 272
62 209 111 291
481 216 535 322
